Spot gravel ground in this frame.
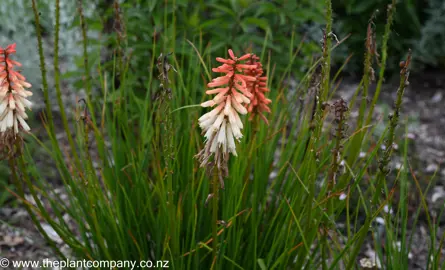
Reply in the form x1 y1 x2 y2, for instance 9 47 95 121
336 71 445 269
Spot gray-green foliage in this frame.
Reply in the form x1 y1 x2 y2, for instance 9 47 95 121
414 0 445 66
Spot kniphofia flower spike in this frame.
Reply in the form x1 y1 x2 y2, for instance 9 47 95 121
196 49 256 187
0 44 32 143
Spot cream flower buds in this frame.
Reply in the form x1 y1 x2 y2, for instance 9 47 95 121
196 49 256 187
0 43 32 136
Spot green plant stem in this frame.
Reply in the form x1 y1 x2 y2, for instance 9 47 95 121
113 0 125 74
345 19 376 169
83 118 94 180
77 0 96 125
242 117 259 204
358 21 373 127
54 0 80 167
212 171 219 266
318 3 333 267
321 0 333 261
365 0 396 126
321 0 333 103
8 145 65 260
312 0 333 147
346 51 411 269
31 0 55 134
156 53 177 256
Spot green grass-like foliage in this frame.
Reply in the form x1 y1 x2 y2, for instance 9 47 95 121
6 0 444 269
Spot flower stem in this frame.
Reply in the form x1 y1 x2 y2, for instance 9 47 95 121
365 0 396 126
212 171 219 265
346 50 411 270
54 0 80 167
242 117 259 204
321 0 333 103
31 0 55 133
77 0 96 125
8 143 65 260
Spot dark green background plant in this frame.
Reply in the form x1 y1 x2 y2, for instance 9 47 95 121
93 0 326 90
332 0 445 73
414 0 445 67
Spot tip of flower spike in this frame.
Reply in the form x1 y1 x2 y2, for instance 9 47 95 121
5 43 17 54
6 43 16 50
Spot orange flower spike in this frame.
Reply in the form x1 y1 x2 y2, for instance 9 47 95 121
0 43 33 135
196 49 256 185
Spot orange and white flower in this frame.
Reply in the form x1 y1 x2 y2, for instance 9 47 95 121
196 49 256 183
0 43 32 135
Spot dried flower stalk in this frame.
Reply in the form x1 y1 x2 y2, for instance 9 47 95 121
379 50 411 174
328 98 349 187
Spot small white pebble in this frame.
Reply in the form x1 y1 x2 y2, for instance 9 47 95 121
425 163 438 173
431 186 445 203
375 217 385 225
383 204 394 215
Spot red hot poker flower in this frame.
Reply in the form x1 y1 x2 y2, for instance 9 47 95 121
196 49 256 187
0 43 32 135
